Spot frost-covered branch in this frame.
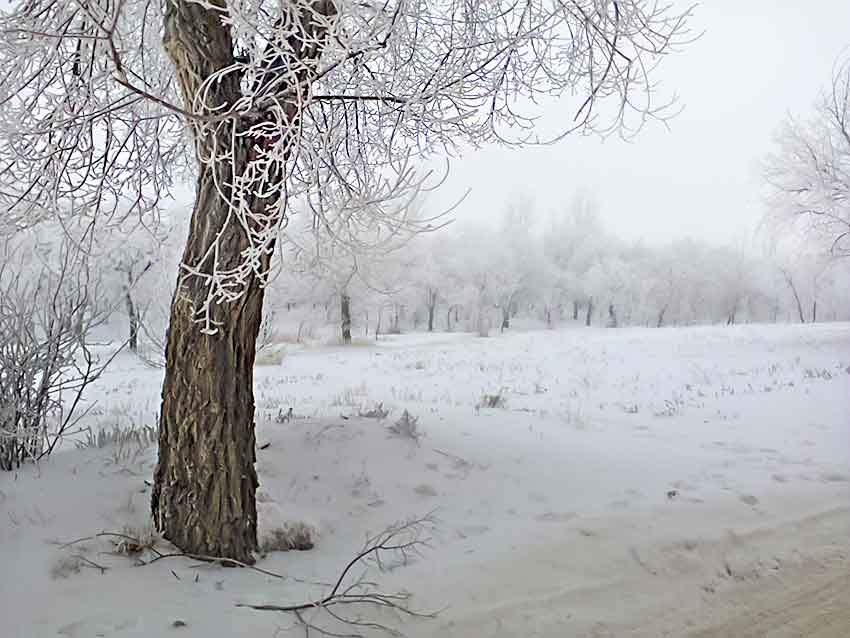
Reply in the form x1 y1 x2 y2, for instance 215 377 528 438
0 0 693 327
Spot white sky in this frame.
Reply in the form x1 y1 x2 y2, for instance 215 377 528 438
430 1 850 246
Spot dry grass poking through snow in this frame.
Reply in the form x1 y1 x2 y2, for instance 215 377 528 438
258 521 317 554
2 323 849 638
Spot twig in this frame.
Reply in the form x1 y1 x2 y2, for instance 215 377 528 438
55 529 334 586
73 554 109 574
236 516 438 637
293 609 361 638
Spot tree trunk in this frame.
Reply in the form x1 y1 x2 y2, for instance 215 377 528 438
446 306 452 332
123 269 139 352
153 0 334 563
476 289 489 337
585 297 593 327
607 302 618 328
784 274 806 324
340 292 352 344
573 299 580 321
501 306 510 331
390 304 400 333
811 299 817 323
656 305 667 328
427 289 436 332
153 168 264 564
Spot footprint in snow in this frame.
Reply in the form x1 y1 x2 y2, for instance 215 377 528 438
58 616 138 637
738 493 759 507
819 471 850 483
535 511 577 523
413 484 438 497
457 524 490 538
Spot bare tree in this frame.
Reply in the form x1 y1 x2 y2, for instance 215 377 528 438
424 287 438 332
282 207 410 345
781 268 806 323
105 225 161 354
764 55 850 258
0 1 692 561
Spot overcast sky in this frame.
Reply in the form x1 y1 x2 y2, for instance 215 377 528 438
430 1 850 246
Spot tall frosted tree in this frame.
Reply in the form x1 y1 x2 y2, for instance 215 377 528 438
0 0 691 562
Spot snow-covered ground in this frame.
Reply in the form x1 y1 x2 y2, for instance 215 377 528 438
2 323 849 637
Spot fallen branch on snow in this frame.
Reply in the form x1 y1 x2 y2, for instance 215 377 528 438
236 515 439 637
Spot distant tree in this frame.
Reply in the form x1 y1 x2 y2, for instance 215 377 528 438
585 255 628 327
765 56 850 258
283 218 365 345
543 191 606 322
406 234 451 333
96 220 166 352
775 249 833 324
493 200 543 331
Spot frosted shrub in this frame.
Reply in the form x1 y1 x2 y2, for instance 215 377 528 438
0 240 111 470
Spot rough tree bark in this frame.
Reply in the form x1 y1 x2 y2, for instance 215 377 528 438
152 0 334 563
340 292 352 344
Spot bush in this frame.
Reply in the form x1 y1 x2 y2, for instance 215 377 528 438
0 238 111 470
